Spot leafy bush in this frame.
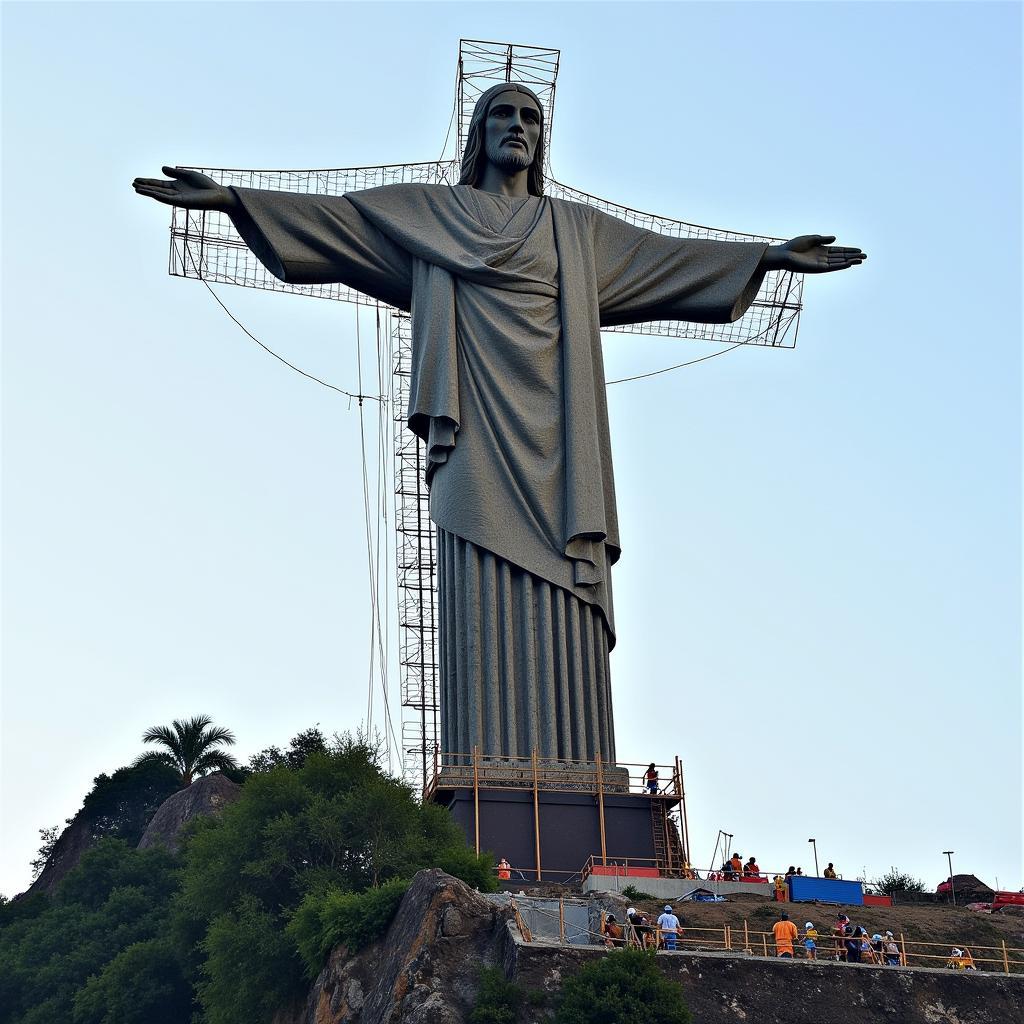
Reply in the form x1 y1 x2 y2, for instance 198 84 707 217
620 884 656 901
470 967 525 1024
554 949 693 1024
197 895 302 1024
288 877 409 977
873 867 927 896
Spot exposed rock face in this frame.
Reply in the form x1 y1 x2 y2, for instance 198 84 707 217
296 871 1024 1024
298 869 511 1024
137 772 241 852
26 815 95 896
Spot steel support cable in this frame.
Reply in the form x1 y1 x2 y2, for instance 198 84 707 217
182 239 384 403
355 308 401 768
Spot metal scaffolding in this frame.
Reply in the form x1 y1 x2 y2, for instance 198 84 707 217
165 38 804 795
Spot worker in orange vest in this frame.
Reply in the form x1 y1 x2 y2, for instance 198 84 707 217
497 857 511 881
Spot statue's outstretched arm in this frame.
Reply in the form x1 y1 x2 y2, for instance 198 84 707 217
762 234 867 274
133 166 239 214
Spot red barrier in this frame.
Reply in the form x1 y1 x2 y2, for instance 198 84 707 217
864 894 893 907
589 865 660 878
992 891 1024 911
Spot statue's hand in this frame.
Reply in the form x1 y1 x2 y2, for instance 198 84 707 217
132 166 237 213
765 235 866 274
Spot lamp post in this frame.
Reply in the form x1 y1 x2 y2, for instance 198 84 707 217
808 838 820 877
943 851 956 906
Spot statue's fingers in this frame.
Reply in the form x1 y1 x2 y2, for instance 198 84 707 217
815 234 837 245
161 165 187 179
134 177 177 188
826 246 863 256
133 185 178 202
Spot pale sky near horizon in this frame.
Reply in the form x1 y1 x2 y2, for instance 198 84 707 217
2 2 1021 898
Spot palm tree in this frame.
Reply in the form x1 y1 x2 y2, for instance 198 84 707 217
133 715 239 786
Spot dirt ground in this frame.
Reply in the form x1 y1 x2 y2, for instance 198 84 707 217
622 889 1024 972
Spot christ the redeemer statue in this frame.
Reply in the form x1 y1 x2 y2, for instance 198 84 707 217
134 83 865 766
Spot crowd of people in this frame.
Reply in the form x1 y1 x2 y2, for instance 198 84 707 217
704 854 841 884
587 898 983 973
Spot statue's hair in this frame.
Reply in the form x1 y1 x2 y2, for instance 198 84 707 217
458 82 545 197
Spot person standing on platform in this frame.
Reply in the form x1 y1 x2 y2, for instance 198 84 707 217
729 853 743 879
803 922 819 960
645 764 659 794
773 875 787 901
657 905 681 951
823 863 838 879
833 914 850 960
773 911 799 958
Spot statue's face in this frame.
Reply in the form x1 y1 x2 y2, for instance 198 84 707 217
483 90 541 174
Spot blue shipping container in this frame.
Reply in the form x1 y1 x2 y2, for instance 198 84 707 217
789 876 864 905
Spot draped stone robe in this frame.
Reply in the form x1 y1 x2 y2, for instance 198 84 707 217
229 183 767 764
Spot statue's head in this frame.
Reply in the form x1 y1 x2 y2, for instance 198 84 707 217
458 82 545 196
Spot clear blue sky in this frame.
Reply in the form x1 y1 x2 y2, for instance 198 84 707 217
2 2 1021 897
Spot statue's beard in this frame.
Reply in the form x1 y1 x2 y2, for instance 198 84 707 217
485 137 533 174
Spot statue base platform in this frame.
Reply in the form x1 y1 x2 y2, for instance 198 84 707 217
427 758 687 883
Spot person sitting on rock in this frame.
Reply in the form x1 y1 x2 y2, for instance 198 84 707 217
883 931 901 966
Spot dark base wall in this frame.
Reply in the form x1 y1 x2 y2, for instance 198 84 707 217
510 944 1024 1024
435 786 669 881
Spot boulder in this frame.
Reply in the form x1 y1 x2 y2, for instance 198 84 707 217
25 815 94 896
137 772 240 852
301 869 512 1024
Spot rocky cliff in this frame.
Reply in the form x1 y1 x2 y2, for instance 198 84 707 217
293 871 1024 1024
137 771 241 852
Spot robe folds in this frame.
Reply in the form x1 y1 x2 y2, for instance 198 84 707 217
230 183 767 761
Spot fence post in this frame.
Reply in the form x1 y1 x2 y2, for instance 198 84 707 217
744 919 750 952
596 753 608 866
559 897 565 944
725 925 732 950
472 745 480 855
1002 939 1010 974
899 933 907 967
532 749 542 881
762 933 769 957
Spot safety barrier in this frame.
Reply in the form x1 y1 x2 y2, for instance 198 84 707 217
498 894 1024 975
425 749 685 801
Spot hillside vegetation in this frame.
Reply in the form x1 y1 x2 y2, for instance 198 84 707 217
0 730 494 1024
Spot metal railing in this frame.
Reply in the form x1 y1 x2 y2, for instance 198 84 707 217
425 749 684 801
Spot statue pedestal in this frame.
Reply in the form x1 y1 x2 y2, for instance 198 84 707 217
428 758 686 883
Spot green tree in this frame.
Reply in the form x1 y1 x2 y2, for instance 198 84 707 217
554 949 693 1024
72 938 192 1024
132 715 239 786
0 840 189 1024
872 867 927 896
177 733 495 1013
